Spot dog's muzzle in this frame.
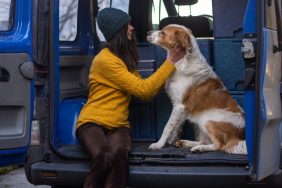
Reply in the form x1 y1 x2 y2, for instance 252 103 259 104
147 31 156 42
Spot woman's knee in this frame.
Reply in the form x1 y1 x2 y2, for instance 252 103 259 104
112 147 129 162
94 147 113 167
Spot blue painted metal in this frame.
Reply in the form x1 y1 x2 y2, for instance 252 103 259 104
245 90 255 163
243 0 258 34
0 0 34 166
259 29 268 123
0 147 27 167
51 0 61 147
242 0 258 163
0 0 33 54
56 98 86 145
54 0 97 147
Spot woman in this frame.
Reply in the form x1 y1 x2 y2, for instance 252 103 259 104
76 8 185 188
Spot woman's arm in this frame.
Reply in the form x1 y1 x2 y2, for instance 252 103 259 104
98 59 175 100
93 46 185 100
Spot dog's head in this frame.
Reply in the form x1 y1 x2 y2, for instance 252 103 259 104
147 24 194 52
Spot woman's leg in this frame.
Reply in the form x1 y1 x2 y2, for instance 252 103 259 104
76 123 112 188
104 127 132 188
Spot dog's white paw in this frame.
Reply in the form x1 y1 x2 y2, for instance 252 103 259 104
148 142 164 150
190 145 204 153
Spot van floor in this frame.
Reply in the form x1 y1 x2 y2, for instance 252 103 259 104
57 142 248 166
130 142 248 165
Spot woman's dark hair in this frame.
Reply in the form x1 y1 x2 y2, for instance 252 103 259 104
105 24 138 72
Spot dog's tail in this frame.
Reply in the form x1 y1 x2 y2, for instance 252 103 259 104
226 140 247 155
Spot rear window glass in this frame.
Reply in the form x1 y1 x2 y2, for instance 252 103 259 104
59 0 79 41
0 0 14 31
177 0 213 16
152 0 213 29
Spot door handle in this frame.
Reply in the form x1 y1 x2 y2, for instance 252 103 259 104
0 67 10 82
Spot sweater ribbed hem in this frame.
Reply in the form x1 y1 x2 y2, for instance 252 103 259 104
76 107 130 130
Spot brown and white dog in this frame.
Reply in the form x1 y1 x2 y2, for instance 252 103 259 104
147 24 247 155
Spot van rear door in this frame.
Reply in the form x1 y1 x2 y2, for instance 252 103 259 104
253 0 282 180
0 0 34 166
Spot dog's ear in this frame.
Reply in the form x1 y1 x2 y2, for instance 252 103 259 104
175 30 192 50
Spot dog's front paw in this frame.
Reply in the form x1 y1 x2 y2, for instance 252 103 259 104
190 145 204 153
148 142 164 150
174 140 184 148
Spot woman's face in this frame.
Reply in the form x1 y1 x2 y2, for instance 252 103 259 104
127 24 134 40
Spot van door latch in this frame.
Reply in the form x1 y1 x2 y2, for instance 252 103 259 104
241 39 256 59
19 61 34 80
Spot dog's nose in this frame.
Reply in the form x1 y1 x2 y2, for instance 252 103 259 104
147 35 152 41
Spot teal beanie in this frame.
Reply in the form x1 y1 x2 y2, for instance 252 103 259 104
97 8 131 41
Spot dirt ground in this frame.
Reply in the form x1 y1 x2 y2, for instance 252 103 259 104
0 167 50 188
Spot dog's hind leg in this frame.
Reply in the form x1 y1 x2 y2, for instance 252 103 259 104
225 140 247 155
184 121 222 153
204 121 247 154
174 123 211 148
148 105 186 150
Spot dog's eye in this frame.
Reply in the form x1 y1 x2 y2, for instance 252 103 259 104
160 31 165 35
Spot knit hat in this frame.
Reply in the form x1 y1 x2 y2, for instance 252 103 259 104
97 8 131 41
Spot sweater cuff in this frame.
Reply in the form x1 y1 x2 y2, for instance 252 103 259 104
161 60 176 73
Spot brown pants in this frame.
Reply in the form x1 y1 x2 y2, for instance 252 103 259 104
76 122 132 188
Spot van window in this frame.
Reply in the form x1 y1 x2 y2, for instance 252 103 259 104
152 0 168 27
152 0 213 28
176 0 213 16
59 0 79 41
0 0 13 31
96 0 130 41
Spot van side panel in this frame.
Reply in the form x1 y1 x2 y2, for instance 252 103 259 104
0 0 33 166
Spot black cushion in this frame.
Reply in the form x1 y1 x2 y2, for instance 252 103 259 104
159 16 213 38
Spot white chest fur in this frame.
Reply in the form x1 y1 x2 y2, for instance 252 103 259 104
165 54 215 105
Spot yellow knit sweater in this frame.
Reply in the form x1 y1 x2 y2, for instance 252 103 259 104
76 48 175 130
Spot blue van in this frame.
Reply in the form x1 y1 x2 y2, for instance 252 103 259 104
0 0 282 187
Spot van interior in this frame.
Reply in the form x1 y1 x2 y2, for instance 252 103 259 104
51 0 278 170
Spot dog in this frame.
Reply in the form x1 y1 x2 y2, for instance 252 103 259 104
147 24 247 155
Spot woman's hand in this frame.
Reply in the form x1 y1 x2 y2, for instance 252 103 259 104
167 46 186 64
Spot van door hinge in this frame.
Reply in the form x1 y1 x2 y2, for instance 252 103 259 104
241 38 256 59
242 36 257 89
